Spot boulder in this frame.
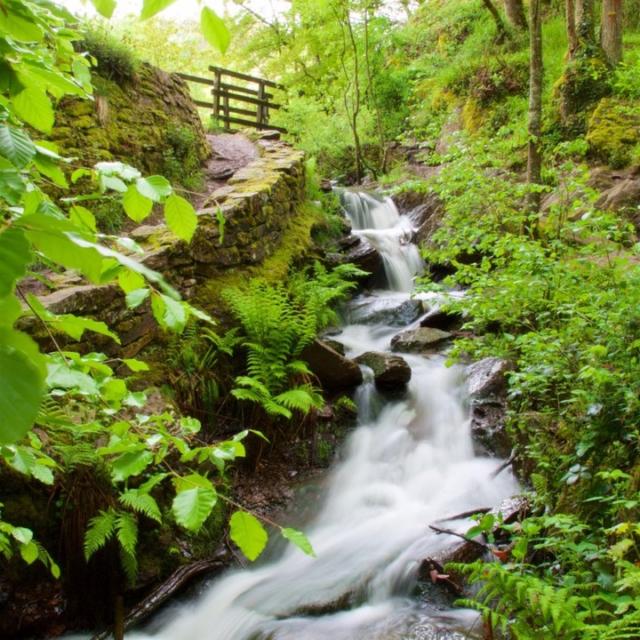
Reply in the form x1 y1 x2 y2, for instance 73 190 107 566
420 307 463 331
301 339 363 391
465 358 512 457
355 351 412 391
344 236 383 276
348 296 424 327
466 357 511 398
390 327 452 353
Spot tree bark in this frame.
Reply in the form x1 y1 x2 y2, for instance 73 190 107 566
601 0 624 64
481 0 508 41
503 0 528 30
566 0 578 56
576 0 596 41
527 0 544 217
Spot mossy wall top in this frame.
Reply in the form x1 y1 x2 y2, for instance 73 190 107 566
50 62 210 174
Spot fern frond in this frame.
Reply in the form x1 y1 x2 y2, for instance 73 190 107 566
119 489 161 523
84 509 116 561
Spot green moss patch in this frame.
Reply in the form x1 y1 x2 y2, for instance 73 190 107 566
587 97 640 168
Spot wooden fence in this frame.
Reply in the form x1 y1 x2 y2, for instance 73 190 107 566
178 66 286 133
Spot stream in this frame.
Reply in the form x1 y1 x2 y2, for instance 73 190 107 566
132 192 519 640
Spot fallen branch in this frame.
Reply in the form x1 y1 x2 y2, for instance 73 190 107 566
91 555 226 640
428 524 492 551
434 507 491 523
490 450 516 479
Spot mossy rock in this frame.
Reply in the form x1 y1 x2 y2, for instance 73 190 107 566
587 98 640 169
555 50 612 134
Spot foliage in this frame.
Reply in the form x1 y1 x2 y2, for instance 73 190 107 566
162 124 204 191
81 23 138 82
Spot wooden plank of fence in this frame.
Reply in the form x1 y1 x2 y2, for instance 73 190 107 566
209 65 284 90
179 67 285 132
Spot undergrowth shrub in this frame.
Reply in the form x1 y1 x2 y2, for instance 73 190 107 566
80 24 138 83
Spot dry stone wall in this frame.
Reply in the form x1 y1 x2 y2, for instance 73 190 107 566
23 138 307 358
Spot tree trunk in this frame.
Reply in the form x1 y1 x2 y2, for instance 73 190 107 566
527 0 543 218
566 0 578 56
601 0 624 64
576 0 596 41
481 0 508 41
504 0 528 30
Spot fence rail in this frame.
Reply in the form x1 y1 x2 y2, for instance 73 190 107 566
177 67 286 133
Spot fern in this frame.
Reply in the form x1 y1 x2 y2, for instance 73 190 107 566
84 510 117 560
119 489 161 523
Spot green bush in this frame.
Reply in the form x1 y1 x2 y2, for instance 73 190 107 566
80 24 138 83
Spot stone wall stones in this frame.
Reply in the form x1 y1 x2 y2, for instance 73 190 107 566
23 138 307 358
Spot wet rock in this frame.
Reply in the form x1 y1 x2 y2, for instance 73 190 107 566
420 307 463 331
391 327 452 353
343 236 383 277
348 296 424 327
322 338 346 355
301 339 363 391
466 357 510 398
465 358 512 457
355 351 412 391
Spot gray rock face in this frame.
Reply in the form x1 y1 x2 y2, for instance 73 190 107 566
390 327 452 353
348 296 424 327
301 339 363 391
344 236 384 276
420 307 463 331
355 351 411 390
465 357 512 457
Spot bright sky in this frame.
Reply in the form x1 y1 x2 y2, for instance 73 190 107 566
59 0 285 21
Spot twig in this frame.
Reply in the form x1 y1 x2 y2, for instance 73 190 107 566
490 449 516 479
434 507 491 523
17 285 70 365
428 524 491 551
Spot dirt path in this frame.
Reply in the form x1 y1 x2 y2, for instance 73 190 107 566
194 133 260 208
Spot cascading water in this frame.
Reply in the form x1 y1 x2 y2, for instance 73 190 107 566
130 192 518 640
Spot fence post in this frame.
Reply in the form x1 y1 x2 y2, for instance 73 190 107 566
213 67 221 127
257 80 266 129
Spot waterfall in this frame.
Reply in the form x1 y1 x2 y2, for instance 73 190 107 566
126 191 518 640
340 191 423 293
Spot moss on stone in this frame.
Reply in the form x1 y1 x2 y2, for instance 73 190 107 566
586 98 640 168
462 97 483 133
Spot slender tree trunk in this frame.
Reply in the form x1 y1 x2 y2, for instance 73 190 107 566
504 0 528 30
601 0 624 64
527 0 544 219
576 0 596 40
481 0 508 41
566 0 578 56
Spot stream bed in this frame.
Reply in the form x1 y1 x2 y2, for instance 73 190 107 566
132 192 519 640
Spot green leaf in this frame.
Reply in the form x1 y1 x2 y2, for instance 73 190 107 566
69 206 97 233
90 0 117 18
126 288 150 309
115 512 138 556
0 125 36 168
0 226 31 297
164 194 197 242
33 155 68 188
135 176 172 203
0 11 43 42
200 7 231 54
11 527 33 545
0 342 45 444
161 294 187 332
172 475 217 532
112 450 153 482
281 527 316 557
122 358 149 372
46 362 99 395
12 88 54 134
140 0 178 20
229 511 268 561
123 184 154 223
20 541 39 564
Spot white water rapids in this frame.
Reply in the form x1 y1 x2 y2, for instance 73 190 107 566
128 191 518 640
